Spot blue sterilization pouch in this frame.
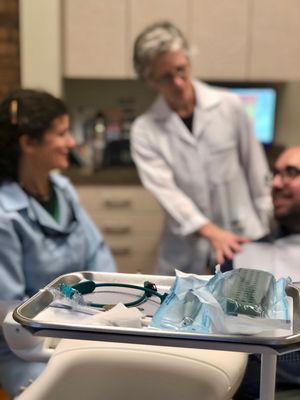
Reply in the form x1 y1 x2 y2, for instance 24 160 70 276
151 268 292 335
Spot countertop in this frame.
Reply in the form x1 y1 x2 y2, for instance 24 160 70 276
63 144 284 186
63 166 141 185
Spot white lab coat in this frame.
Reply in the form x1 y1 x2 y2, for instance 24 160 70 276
131 80 272 275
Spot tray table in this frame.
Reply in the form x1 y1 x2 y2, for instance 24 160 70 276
13 271 300 400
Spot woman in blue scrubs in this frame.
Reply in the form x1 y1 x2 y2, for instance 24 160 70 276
0 89 116 397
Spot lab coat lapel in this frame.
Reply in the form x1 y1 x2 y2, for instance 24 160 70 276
29 188 73 233
0 182 58 231
192 80 222 140
28 199 59 230
0 177 75 234
55 188 74 229
152 81 222 144
166 113 195 145
192 107 210 140
152 96 195 146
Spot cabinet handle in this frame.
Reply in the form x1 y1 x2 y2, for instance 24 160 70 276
111 247 132 256
104 199 132 208
103 226 131 235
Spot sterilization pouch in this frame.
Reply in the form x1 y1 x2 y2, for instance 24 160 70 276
151 268 292 335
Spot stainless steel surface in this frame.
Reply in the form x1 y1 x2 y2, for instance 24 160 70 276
13 272 300 353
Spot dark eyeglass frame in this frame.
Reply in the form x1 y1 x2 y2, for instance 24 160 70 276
272 165 300 182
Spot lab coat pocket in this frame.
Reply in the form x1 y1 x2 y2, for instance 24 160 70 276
207 143 238 185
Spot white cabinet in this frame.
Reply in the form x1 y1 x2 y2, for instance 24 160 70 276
76 185 164 274
63 0 189 78
63 0 128 78
190 0 249 80
63 0 300 81
249 0 300 80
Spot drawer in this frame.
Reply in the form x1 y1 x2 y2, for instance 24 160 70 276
113 253 157 275
75 185 164 275
92 214 163 236
104 235 160 274
105 235 161 255
76 186 161 212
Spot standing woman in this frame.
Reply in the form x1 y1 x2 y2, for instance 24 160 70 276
0 89 116 397
131 21 272 275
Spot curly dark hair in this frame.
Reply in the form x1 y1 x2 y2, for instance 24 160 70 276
0 89 68 183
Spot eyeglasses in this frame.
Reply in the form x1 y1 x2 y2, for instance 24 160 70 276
152 64 189 86
272 166 300 183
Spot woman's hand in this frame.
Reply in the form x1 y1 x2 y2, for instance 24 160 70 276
198 223 249 265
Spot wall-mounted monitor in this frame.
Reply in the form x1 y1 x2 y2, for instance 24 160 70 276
228 87 277 146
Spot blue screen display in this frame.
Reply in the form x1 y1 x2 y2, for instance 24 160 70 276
229 88 277 145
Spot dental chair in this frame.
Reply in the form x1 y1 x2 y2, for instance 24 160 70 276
15 337 247 400
2 296 248 400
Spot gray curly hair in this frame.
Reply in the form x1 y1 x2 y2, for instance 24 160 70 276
133 21 189 81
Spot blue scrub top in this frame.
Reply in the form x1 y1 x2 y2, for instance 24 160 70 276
0 172 116 305
0 174 117 395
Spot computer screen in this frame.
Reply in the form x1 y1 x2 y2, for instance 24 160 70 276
228 88 277 145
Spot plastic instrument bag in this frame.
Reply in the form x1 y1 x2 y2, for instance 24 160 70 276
151 268 292 335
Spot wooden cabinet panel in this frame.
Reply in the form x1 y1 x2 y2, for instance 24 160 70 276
76 185 163 274
95 215 163 236
106 235 160 257
62 0 300 81
190 0 249 80
63 0 128 78
107 236 160 274
75 186 161 212
0 0 20 100
250 0 300 80
113 252 157 274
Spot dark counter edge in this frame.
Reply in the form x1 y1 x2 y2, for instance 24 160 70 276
63 166 141 185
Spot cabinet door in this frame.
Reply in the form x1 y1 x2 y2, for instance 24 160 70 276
190 0 249 80
75 185 163 274
250 0 300 80
63 0 128 78
128 0 189 76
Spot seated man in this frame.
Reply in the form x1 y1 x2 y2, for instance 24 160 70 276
224 146 300 399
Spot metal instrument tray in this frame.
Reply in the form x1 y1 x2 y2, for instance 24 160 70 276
13 271 300 354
